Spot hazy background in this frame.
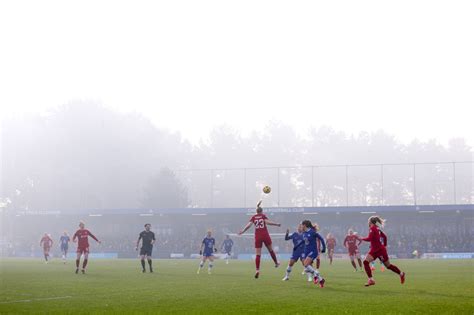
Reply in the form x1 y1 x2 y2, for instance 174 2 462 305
0 0 473 212
1 0 473 145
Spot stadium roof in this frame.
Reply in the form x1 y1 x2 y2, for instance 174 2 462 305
10 204 474 216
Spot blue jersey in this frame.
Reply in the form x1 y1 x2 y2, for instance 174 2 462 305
202 237 216 255
303 228 326 259
59 236 70 248
285 232 305 252
222 239 234 252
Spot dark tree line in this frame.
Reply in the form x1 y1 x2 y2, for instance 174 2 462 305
1 102 472 211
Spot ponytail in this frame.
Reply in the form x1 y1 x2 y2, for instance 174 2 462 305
369 216 385 227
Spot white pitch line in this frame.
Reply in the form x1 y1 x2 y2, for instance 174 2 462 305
0 296 72 304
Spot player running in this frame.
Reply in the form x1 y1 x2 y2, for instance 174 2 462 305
301 220 326 287
314 223 321 269
59 231 71 264
361 216 405 287
282 224 308 281
73 221 101 274
136 223 156 273
343 229 362 271
238 200 281 279
221 235 234 264
197 230 217 274
326 233 336 265
40 233 53 263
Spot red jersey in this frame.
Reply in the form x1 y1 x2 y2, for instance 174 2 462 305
362 225 387 252
344 234 361 251
40 236 53 248
73 229 99 249
326 237 336 249
249 214 270 238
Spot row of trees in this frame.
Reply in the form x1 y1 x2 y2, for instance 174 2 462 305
1 102 472 211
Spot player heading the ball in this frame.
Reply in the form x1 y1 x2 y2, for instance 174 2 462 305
238 200 281 279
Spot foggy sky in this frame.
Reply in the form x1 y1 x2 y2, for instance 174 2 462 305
1 0 473 146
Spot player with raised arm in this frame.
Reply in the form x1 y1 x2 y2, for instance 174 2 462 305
40 233 53 263
59 231 70 264
282 224 307 281
73 221 101 274
301 220 326 288
326 233 336 265
197 230 217 274
221 235 234 265
238 200 281 279
344 229 362 271
136 223 156 273
361 216 405 287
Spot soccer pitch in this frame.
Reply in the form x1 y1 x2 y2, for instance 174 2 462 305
1 258 473 314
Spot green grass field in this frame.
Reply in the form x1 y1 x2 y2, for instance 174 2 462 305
1 258 473 314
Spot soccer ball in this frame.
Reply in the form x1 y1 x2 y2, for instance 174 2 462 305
263 186 271 194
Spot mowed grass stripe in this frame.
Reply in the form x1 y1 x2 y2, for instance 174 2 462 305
0 258 473 314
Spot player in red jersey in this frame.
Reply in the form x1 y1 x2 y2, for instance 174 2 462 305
40 233 53 263
343 229 362 271
361 216 405 287
314 224 321 269
326 233 336 265
73 221 101 274
238 200 281 279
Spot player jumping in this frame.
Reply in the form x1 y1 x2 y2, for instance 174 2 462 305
301 220 326 287
361 216 405 287
59 231 70 264
73 221 101 274
282 224 308 281
326 233 336 265
221 235 234 264
197 230 217 274
40 233 53 263
239 200 281 279
343 229 362 271
136 223 156 273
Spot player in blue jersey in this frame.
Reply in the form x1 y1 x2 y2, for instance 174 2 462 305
301 220 326 288
282 224 308 281
59 231 70 264
197 230 218 274
221 235 234 264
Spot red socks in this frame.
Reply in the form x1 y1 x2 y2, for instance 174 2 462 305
255 255 261 270
357 258 363 268
316 258 320 269
363 260 373 278
82 259 88 269
387 264 401 274
269 251 278 264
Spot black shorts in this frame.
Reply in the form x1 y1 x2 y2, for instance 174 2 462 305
140 246 153 256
